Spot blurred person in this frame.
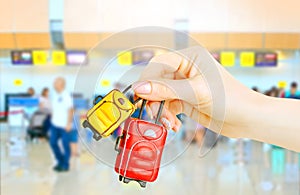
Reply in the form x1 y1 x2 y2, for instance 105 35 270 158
270 86 279 97
39 87 51 139
251 86 259 92
132 46 300 152
282 82 300 99
264 86 279 97
278 86 286 98
50 77 73 172
39 88 51 112
27 87 35 97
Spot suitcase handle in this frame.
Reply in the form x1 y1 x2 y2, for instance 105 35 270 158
155 100 165 124
93 84 133 105
115 135 123 153
137 99 165 124
122 85 132 94
93 95 104 105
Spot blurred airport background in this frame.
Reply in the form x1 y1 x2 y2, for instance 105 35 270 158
0 0 299 194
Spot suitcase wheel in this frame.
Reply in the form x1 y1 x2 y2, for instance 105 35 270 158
123 177 130 184
93 133 102 141
119 175 123 181
83 120 102 141
82 120 89 128
138 181 146 188
121 177 147 188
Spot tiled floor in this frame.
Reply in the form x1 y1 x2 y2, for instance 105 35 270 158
1 123 299 195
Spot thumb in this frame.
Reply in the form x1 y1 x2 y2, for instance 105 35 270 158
132 79 199 104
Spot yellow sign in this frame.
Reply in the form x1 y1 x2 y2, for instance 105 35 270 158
117 51 132 65
278 81 287 88
220 52 235 67
100 79 111 87
52 51 66 66
240 52 255 67
13 79 23 86
32 50 47 65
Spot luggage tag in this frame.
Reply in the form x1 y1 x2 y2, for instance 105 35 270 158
82 85 139 141
114 99 167 188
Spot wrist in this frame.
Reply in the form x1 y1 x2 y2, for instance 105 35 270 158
241 91 268 139
224 87 267 139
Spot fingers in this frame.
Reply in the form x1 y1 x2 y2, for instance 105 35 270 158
140 47 205 80
149 99 214 131
140 52 182 79
132 78 200 105
148 102 181 132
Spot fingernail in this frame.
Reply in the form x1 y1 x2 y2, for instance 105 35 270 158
133 82 151 94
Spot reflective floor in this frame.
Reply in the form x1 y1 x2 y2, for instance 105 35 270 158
1 124 299 195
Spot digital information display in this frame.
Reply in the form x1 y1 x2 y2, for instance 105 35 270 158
66 51 88 66
255 52 277 67
11 51 33 65
132 50 154 65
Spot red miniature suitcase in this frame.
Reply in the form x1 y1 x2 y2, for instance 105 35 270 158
114 100 167 188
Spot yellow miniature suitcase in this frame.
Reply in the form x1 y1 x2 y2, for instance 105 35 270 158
82 89 135 141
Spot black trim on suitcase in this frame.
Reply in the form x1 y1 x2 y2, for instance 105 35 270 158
93 95 104 105
115 135 123 153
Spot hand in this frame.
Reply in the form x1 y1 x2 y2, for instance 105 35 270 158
132 46 260 138
65 123 72 132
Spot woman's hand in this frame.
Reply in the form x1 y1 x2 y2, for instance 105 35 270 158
133 46 265 138
132 46 300 152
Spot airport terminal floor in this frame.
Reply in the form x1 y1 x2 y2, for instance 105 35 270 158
1 123 299 195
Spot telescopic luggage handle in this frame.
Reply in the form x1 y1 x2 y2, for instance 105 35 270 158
137 99 165 124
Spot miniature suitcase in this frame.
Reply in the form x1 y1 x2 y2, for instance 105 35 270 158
82 88 135 141
114 100 167 188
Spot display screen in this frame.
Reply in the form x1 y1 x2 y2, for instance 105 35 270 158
66 51 88 65
132 50 154 65
255 52 277 67
11 51 33 65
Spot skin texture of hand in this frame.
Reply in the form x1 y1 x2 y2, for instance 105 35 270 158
132 46 300 152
